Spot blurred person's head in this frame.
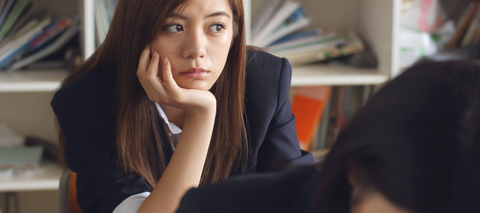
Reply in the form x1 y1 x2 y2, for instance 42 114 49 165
315 61 480 213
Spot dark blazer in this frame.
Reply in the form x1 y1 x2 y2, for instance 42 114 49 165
51 50 314 213
176 167 318 213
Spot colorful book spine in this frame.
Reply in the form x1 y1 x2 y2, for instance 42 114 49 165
291 86 332 151
0 0 29 39
269 28 323 46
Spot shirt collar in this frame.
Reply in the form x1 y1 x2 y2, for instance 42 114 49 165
154 102 182 135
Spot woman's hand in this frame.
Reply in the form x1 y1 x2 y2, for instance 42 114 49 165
137 45 216 116
136 46 217 213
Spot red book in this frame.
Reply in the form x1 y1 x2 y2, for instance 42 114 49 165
29 18 71 49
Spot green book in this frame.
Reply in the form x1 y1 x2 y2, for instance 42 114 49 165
0 0 29 38
0 2 35 45
6 10 50 42
0 0 6 17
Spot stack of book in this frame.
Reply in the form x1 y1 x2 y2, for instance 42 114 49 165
0 0 81 72
0 146 43 177
252 0 365 66
291 85 372 154
446 2 480 48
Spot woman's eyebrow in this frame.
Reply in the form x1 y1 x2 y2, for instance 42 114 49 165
168 11 231 20
205 11 231 19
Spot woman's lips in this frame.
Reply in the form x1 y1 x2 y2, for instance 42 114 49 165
179 68 209 78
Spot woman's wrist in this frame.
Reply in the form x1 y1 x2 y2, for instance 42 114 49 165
184 94 217 117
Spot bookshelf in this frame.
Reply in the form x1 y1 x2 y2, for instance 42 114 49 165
0 0 401 92
0 70 67 92
291 65 388 86
2 0 399 93
0 0 401 212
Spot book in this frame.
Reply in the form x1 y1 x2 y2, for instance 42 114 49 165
0 0 15 27
0 146 43 170
2 10 49 44
310 96 331 150
269 28 323 46
6 16 80 71
251 0 282 39
95 0 109 44
324 87 339 148
0 19 66 67
0 0 29 39
271 36 346 55
251 0 300 46
446 2 479 49
0 12 51 67
256 6 310 47
28 18 72 51
0 1 35 45
462 4 480 46
291 86 332 151
318 97 330 149
103 0 115 23
333 86 347 147
0 0 6 16
268 32 343 54
274 32 365 66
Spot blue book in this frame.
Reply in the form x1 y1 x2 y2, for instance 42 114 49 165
269 28 322 46
0 28 43 68
271 7 308 33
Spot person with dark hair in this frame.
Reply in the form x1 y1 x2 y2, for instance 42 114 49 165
176 61 480 213
50 0 312 212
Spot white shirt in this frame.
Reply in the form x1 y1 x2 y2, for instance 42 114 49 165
113 102 182 213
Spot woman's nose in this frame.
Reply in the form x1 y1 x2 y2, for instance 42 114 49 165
182 29 206 59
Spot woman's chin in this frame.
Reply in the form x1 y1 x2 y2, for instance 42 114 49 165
177 81 212 91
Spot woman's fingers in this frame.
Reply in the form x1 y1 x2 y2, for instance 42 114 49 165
137 45 151 74
162 57 179 91
143 51 169 102
146 51 163 87
137 45 158 100
137 48 185 106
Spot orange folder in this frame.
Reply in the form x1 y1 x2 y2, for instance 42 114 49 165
291 86 332 151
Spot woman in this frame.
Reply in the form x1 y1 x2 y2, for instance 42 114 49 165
51 0 312 212
176 61 480 213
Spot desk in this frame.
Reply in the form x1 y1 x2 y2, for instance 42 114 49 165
0 163 62 192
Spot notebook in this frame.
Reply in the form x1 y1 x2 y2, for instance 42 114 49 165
0 146 43 170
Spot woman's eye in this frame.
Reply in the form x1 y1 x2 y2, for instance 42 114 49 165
166 24 183 33
209 24 225 33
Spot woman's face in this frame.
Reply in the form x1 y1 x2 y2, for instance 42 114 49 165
350 191 412 213
349 172 412 213
151 0 234 91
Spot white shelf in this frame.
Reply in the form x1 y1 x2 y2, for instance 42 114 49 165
291 64 389 86
0 69 69 92
0 163 62 192
0 65 389 92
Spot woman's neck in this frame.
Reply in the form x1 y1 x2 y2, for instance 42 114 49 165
160 103 186 129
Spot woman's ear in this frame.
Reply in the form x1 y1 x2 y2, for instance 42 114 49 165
347 162 359 187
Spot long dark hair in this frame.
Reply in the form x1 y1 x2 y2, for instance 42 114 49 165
315 61 480 213
55 0 249 187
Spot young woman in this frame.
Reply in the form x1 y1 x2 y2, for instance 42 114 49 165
50 0 312 213
176 61 480 213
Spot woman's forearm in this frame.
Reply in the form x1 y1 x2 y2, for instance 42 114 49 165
138 108 216 213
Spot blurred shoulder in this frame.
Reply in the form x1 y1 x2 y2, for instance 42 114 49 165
246 48 285 72
51 68 115 109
